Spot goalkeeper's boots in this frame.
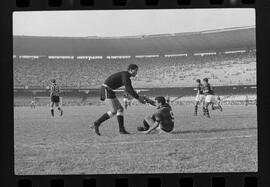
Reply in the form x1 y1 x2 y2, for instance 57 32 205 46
91 122 101 136
119 125 130 135
120 129 130 135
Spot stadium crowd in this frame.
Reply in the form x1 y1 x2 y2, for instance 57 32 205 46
13 51 256 88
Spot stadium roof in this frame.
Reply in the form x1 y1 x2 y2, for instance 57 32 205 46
13 26 255 56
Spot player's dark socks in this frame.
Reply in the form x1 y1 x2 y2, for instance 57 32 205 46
117 115 130 134
91 122 101 136
50 109 54 117
203 107 206 116
95 113 110 125
194 105 198 116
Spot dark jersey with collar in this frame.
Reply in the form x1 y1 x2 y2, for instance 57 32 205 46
203 83 214 95
197 83 204 94
104 71 139 99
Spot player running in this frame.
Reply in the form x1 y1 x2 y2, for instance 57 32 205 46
50 79 63 117
137 96 174 134
202 78 221 118
30 97 36 109
123 92 132 110
194 79 205 116
91 64 146 136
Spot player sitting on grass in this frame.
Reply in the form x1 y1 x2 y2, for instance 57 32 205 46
137 96 174 134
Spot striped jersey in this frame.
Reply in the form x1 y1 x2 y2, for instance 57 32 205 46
50 83 60 96
203 83 214 95
197 83 204 94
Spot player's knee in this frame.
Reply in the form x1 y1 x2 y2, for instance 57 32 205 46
107 111 116 117
145 116 152 121
116 109 124 116
117 107 124 113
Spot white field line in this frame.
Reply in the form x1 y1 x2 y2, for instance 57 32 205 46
16 134 256 149
90 134 256 147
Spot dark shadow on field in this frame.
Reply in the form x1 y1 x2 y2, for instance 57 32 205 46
171 127 257 135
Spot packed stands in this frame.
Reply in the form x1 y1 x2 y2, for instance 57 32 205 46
13 51 256 88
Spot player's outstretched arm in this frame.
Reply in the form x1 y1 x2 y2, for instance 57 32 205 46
141 95 156 106
137 95 147 104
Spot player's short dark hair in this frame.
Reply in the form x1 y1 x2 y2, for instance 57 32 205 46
203 78 208 82
51 79 56 83
196 79 201 83
155 96 166 105
127 64 138 71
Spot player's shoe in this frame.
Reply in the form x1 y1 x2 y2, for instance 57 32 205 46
91 122 101 136
119 129 130 134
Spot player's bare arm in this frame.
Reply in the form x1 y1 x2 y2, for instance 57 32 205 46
122 71 146 104
142 121 160 134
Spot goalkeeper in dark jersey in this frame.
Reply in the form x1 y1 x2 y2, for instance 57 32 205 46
137 96 174 134
91 64 146 136
50 79 63 117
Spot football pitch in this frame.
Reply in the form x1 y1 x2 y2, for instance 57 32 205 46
14 105 257 175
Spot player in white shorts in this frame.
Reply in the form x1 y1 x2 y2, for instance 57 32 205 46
194 79 205 116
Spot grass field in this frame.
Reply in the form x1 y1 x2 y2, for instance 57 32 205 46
14 105 257 175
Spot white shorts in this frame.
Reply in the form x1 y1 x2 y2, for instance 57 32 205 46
195 94 205 103
205 95 217 103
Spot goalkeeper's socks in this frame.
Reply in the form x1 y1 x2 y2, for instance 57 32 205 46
117 115 129 134
50 109 54 117
117 115 124 131
95 113 110 125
